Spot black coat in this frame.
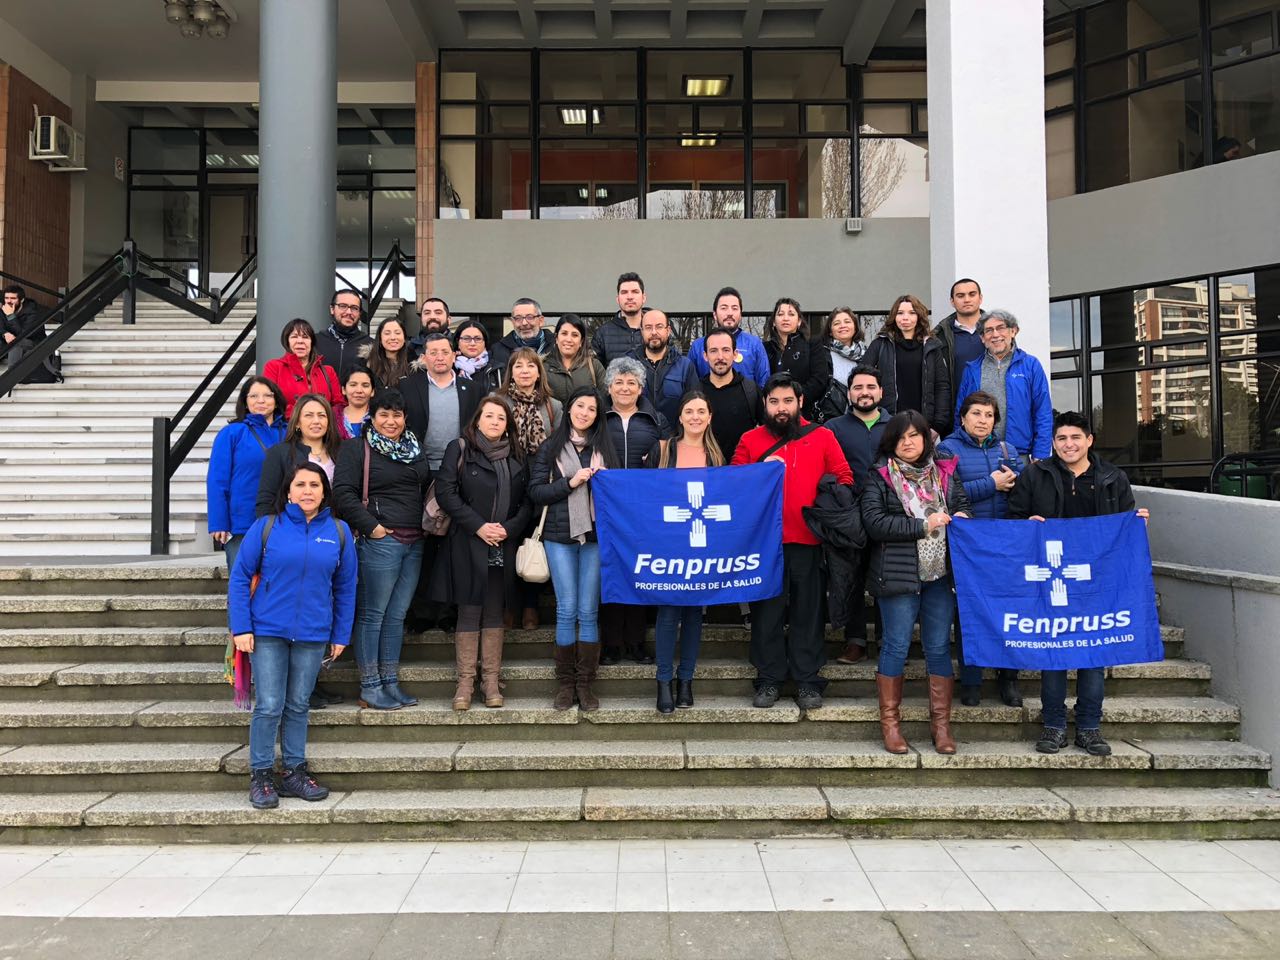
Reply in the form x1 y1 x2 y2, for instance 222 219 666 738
604 399 669 469
528 438 598 545
254 441 311 517
330 436 432 536
1007 454 1135 520
315 327 374 384
458 361 502 395
489 331 551 376
765 333 832 420
430 439 532 607
400 369 484 449
590 312 644 368
861 334 952 436
860 455 970 597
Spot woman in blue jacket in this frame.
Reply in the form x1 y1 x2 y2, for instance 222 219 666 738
206 376 287 570
229 462 358 811
938 390 1024 708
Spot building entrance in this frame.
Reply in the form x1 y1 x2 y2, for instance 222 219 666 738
207 186 257 291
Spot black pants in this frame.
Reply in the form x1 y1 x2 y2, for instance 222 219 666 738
409 534 451 624
750 543 826 690
457 568 506 632
830 547 874 642
600 603 647 656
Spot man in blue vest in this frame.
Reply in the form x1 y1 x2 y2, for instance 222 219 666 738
689 286 770 386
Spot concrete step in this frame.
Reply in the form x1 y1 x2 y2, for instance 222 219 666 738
0 501 207 518
4 785 1280 841
0 534 202 560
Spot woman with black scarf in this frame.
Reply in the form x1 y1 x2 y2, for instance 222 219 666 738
431 396 532 710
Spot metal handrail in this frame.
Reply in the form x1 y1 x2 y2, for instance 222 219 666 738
1208 451 1280 498
0 268 62 300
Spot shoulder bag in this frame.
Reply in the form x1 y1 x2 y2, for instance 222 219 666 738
515 497 551 583
421 439 465 536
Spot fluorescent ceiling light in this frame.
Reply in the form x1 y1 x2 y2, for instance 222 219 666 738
680 134 718 148
559 107 603 126
684 75 731 97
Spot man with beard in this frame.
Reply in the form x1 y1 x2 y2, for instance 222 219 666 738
591 272 647 367
490 297 552 373
315 289 374 382
701 327 761 459
629 309 699 425
731 374 852 709
823 364 890 663
689 286 771 386
408 296 452 359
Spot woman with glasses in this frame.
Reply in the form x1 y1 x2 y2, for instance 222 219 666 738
452 319 502 393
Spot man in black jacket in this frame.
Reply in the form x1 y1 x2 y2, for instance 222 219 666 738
931 278 987 405
490 297 551 373
315 289 374 382
822 363 890 663
630 309 700 426
2 285 57 384
407 296 452 359
1007 411 1149 758
590 272 646 367
701 328 761 460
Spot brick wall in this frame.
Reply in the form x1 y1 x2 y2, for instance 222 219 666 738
0 65 72 305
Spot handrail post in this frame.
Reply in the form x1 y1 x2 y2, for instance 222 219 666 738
122 240 138 326
151 416 172 555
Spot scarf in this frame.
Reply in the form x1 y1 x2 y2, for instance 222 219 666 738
366 428 422 463
829 339 865 362
327 321 364 342
885 456 948 582
513 330 547 353
455 352 490 378
558 436 603 543
508 387 549 456
474 434 513 525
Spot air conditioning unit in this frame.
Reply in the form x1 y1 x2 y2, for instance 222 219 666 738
29 112 87 172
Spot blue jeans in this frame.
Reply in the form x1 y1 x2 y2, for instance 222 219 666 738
545 541 600 646
354 536 424 687
223 534 244 573
248 635 326 770
655 606 702 682
1041 667 1105 731
876 576 955 678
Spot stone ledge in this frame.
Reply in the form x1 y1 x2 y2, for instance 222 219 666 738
1153 561 1280 596
1133 739 1273 770
683 739 917 769
0 559 225 583
916 739 1151 770
134 701 361 727
0 700 154 728
1055 786 1280 822
807 699 1021 723
0 792 112 827
224 742 458 775
826 786 1072 821
331 788 584 823
454 740 684 771
0 742 241 775
0 664 58 686
356 699 578 726
583 696 800 724
584 786 828 821
1024 696 1240 724
54 662 222 685
83 791 344 826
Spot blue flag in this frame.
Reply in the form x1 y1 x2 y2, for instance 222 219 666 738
950 512 1162 671
594 462 784 606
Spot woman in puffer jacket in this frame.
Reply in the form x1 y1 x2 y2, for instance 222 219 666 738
862 410 970 757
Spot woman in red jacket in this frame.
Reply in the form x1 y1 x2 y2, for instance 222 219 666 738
264 319 344 418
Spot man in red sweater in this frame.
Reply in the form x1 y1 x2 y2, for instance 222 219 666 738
731 374 853 709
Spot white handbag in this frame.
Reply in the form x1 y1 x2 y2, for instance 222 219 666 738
515 504 551 583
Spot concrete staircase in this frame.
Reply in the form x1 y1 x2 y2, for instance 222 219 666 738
1 560 1277 843
0 297 403 560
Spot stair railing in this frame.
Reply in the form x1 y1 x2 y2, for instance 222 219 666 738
1209 451 1280 499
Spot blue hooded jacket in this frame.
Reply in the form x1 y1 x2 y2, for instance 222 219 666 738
206 414 287 535
689 329 772 386
937 429 1024 519
954 347 1053 459
227 504 358 645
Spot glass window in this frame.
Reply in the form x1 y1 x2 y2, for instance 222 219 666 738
647 50 744 100
130 174 197 187
646 139 746 219
1221 357 1280 451
861 62 926 99
1090 365 1213 464
1084 77 1204 190
1050 299 1084 352
372 188 416 259
753 103 800 135
438 140 531 219
1212 14 1276 65
1085 0 1200 62
538 141 638 219
1046 113 1076 199
130 129 199 170
539 105 636 136
751 138 850 218
205 129 259 168
540 51 637 102
129 190 199 259
862 103 912 135
1051 375 1083 414
1046 76 1074 111
336 130 414 171
336 189 369 260
805 104 850 133
1219 268 1280 331
1212 0 1280 25
859 134 928 217
1046 21 1076 75
753 50 845 99
647 103 695 135
440 51 531 101
1091 281 1210 348
1146 37 1202 80
1213 54 1280 161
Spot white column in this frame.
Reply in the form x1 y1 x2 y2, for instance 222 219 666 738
926 0 1050 370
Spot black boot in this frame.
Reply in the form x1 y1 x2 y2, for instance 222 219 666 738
656 679 675 715
249 769 279 810
278 763 330 802
676 679 694 709
313 682 344 705
959 685 982 707
998 670 1023 707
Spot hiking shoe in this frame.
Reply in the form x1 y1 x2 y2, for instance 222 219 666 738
795 686 823 710
752 684 780 708
1074 728 1113 756
278 763 330 802
249 769 279 810
1035 727 1068 754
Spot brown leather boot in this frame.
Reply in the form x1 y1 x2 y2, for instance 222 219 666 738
928 674 957 754
480 627 505 708
522 607 539 630
575 642 601 712
452 631 479 711
552 643 577 711
875 672 910 754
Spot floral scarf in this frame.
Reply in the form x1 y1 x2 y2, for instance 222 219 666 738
885 456 948 582
455 351 490 379
367 428 422 463
508 387 549 456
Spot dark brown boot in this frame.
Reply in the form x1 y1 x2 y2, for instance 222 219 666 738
575 642 601 712
836 641 867 664
552 643 577 711
928 674 957 755
452 631 479 711
480 627 505 708
875 673 910 754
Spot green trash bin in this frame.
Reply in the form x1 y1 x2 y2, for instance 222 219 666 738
1216 460 1268 498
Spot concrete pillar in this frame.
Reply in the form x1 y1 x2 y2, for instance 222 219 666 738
415 61 438 311
257 0 337 369
926 0 1050 371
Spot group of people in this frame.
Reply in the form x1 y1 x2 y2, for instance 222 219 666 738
213 273 1144 811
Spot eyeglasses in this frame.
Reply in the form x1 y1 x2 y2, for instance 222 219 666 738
334 304 361 314
512 314 542 322
984 324 1009 334
458 335 485 344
